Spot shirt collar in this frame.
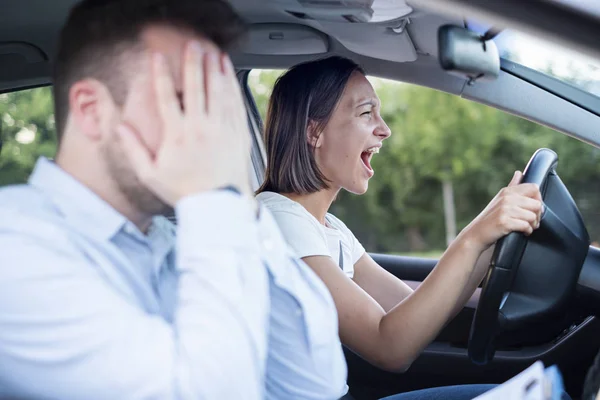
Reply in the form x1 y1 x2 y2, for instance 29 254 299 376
29 157 128 241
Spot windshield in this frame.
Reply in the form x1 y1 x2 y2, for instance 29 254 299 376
548 0 600 18
495 30 600 98
469 0 600 99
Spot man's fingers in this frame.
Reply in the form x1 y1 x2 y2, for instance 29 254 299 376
221 54 245 115
117 123 153 180
205 51 224 116
220 52 231 75
221 54 240 98
221 54 237 85
183 41 205 116
153 52 182 126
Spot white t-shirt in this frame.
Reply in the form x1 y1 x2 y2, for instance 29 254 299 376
256 191 366 279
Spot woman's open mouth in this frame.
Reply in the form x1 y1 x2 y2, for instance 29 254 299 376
360 146 379 177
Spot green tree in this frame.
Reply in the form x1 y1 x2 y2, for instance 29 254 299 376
3 72 599 257
248 70 282 121
0 87 56 186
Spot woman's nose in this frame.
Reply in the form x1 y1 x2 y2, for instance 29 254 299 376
375 119 392 139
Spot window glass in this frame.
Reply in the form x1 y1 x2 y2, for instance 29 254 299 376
248 69 600 257
467 19 600 99
0 87 56 186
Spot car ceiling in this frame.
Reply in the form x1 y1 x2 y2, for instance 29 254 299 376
0 0 464 92
3 0 600 151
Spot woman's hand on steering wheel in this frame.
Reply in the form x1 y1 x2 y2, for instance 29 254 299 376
461 171 544 254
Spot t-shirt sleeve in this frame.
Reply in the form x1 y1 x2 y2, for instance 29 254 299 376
350 233 366 264
265 207 331 260
327 214 366 265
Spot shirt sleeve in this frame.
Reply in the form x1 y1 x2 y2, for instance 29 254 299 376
256 208 349 400
328 214 366 264
350 230 366 264
0 191 269 400
266 205 331 260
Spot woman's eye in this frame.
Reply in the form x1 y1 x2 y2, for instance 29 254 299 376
361 111 372 117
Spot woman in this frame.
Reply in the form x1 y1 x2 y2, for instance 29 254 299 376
256 56 545 400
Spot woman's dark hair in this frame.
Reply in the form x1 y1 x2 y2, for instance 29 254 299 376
257 56 365 195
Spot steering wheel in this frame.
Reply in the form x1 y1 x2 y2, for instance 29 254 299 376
468 148 590 365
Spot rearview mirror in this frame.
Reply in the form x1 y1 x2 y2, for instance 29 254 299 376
438 25 500 82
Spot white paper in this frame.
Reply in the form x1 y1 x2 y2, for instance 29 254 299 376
473 361 546 400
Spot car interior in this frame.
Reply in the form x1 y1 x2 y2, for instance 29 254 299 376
2 0 600 399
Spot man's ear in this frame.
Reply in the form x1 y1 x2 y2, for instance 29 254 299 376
306 120 323 148
68 79 111 142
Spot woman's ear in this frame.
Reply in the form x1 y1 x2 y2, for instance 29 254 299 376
306 120 323 148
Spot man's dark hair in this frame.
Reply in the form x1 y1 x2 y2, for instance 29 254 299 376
53 0 247 141
257 56 364 195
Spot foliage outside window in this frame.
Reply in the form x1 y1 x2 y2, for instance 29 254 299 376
0 87 56 186
2 79 600 258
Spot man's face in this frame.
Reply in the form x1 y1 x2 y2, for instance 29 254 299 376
102 25 221 215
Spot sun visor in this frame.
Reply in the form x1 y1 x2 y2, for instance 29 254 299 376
243 24 329 55
272 0 412 24
269 0 417 62
317 20 417 62
0 42 51 91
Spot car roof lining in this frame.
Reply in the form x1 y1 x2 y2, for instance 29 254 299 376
2 0 600 150
0 0 458 90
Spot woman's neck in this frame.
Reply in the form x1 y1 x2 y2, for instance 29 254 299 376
284 188 340 225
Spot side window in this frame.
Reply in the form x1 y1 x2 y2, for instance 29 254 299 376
248 69 285 121
249 70 600 257
0 87 56 186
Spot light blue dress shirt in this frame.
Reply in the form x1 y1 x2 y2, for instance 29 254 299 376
0 158 347 400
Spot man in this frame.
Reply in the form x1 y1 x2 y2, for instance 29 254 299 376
0 0 346 399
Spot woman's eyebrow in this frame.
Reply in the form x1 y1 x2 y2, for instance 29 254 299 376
356 99 376 108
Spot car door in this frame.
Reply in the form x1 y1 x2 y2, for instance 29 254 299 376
242 69 600 400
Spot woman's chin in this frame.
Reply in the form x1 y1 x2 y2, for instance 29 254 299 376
345 181 369 195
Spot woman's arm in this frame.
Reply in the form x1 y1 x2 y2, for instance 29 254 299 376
450 244 495 316
302 175 543 372
303 237 482 373
353 244 494 314
352 253 414 312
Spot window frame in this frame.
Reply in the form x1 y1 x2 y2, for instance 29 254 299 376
238 69 267 191
501 58 600 118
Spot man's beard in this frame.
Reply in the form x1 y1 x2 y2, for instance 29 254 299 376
102 135 171 218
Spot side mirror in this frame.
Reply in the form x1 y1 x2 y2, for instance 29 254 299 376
438 25 500 82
